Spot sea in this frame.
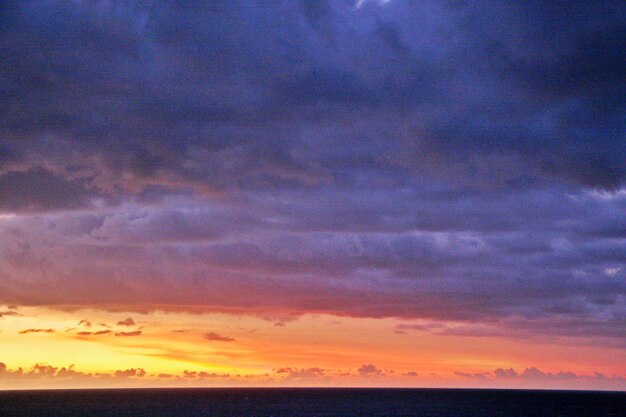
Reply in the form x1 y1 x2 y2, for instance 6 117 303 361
0 388 624 416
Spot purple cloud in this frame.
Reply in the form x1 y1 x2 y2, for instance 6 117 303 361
0 0 622 350
456 367 626 384
358 364 384 377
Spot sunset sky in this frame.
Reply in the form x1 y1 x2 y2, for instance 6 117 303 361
0 0 624 390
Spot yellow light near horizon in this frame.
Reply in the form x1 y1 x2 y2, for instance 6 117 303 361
1 305 625 390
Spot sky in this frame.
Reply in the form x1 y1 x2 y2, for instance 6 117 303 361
0 0 624 390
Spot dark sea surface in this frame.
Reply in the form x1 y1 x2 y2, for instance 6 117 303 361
0 388 624 417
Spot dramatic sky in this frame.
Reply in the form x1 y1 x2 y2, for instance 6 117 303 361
0 0 624 390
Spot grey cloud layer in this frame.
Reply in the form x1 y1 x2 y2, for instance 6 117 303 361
0 1 624 342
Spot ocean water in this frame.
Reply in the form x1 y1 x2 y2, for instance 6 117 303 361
0 388 624 417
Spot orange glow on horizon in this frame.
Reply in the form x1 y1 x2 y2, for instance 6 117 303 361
1 305 624 391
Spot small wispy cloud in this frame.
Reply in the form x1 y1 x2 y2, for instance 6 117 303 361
203 332 235 342
0 310 20 318
114 330 142 337
19 329 55 334
76 330 113 336
354 0 391 10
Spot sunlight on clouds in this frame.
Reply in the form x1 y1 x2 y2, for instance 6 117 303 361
1 306 625 389
355 0 391 10
604 267 621 277
0 0 623 394
588 188 626 201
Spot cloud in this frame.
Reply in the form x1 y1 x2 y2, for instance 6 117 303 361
454 371 490 380
0 361 256 388
357 364 384 377
395 323 446 333
114 330 142 337
456 367 626 383
203 332 235 342
0 169 98 212
18 329 55 334
275 367 326 380
0 0 621 211
182 370 231 379
76 330 113 336
116 317 136 326
395 322 505 338
113 368 146 378
0 362 146 381
0 310 20 318
0 0 623 349
0 360 623 390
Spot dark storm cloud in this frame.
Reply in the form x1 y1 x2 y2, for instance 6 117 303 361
0 1 623 344
0 0 623 206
